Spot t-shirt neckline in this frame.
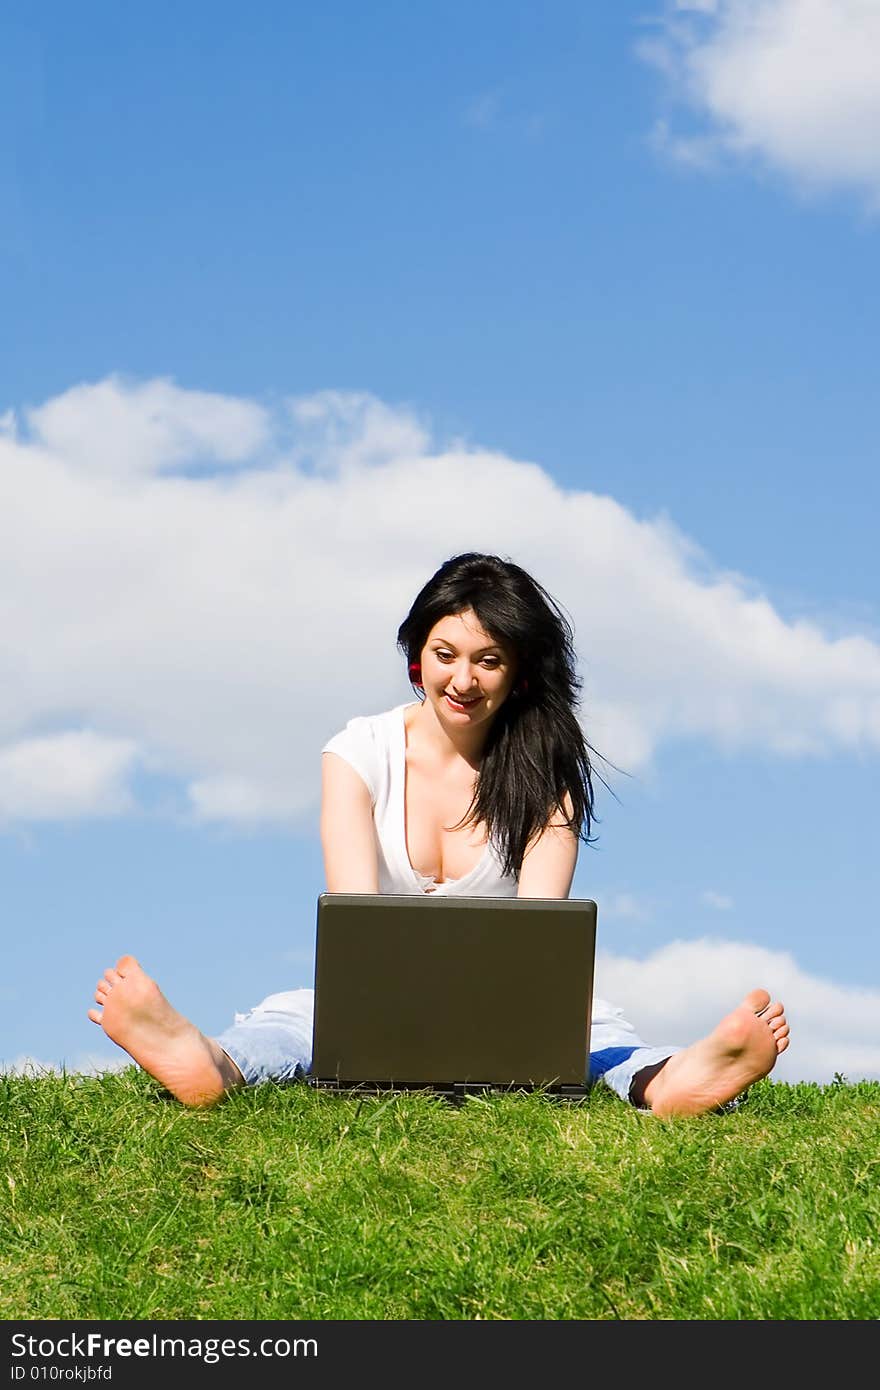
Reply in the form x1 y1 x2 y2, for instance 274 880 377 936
397 703 490 891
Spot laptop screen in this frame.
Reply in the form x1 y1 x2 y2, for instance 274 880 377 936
310 893 596 1095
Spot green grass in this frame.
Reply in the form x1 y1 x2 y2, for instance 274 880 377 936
2 1071 879 1320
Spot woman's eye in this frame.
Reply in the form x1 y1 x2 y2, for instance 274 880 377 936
431 650 501 667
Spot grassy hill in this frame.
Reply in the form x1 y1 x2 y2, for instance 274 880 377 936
2 1070 878 1320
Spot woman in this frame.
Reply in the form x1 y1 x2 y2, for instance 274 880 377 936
88 552 790 1115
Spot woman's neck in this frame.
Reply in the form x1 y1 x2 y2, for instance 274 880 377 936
406 699 490 770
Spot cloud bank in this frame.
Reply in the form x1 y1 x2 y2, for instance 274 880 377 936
595 936 880 1083
1 374 879 828
642 0 880 204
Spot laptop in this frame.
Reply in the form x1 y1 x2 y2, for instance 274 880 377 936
308 892 596 1100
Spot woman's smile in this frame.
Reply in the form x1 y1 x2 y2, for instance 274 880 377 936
444 691 483 713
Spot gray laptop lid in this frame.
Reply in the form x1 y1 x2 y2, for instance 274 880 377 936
310 893 596 1096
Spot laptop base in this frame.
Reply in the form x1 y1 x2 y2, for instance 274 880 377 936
306 1078 591 1104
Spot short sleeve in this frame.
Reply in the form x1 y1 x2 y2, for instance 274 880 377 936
321 716 379 802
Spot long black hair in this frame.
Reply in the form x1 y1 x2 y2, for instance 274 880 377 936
396 552 598 877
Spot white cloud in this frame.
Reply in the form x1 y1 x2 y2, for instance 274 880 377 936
188 772 314 825
287 389 429 473
23 374 270 477
462 90 548 142
595 938 880 1082
0 731 139 821
599 892 653 921
701 889 734 910
641 0 880 204
1 374 880 829
464 91 502 129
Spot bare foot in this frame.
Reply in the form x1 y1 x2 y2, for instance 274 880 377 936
87 955 243 1108
637 988 790 1119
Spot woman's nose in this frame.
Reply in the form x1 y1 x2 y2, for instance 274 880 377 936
453 660 477 690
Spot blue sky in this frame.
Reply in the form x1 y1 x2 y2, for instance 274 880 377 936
2 0 879 1083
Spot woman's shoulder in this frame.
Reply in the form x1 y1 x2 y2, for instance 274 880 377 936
322 705 415 769
322 706 409 803
324 703 409 746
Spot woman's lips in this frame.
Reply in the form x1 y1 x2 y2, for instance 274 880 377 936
445 693 482 710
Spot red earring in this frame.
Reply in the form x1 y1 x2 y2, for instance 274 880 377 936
408 661 423 688
515 677 529 697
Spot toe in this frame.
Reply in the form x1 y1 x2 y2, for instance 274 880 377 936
745 988 771 1015
771 1018 790 1045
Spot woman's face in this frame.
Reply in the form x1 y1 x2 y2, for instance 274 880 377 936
419 609 518 731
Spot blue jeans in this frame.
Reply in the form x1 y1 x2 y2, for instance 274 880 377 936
215 989 680 1106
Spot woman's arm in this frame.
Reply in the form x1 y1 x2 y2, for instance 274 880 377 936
516 795 579 900
320 753 380 893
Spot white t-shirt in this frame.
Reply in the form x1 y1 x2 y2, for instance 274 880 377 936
321 703 518 897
